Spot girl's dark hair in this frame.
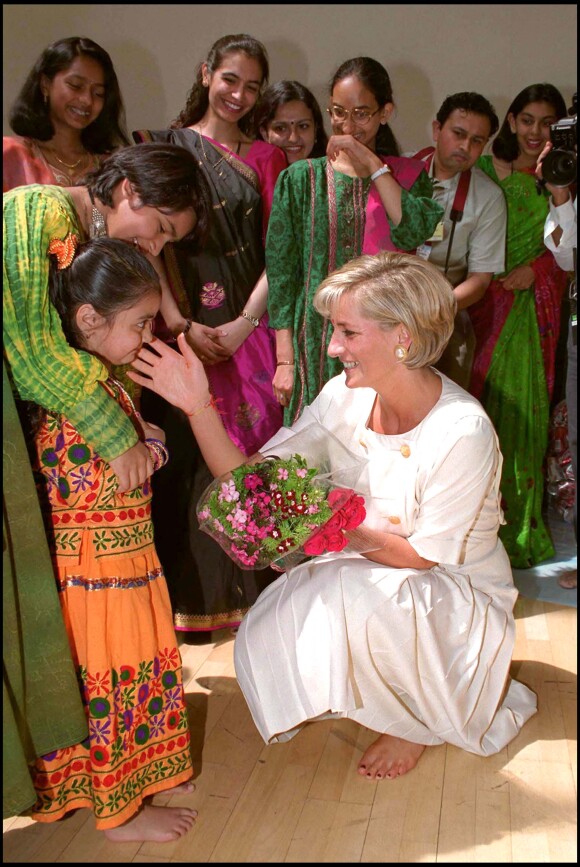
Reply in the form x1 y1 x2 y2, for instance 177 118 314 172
330 57 400 156
254 80 328 158
492 82 568 162
49 237 161 347
9 36 130 153
25 238 160 437
86 142 212 249
171 33 269 134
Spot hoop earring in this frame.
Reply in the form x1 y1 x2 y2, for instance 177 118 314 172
394 344 408 361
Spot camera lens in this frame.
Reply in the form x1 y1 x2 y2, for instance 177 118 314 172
542 149 577 187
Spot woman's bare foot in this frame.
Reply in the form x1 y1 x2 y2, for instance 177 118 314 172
103 804 197 843
558 570 577 589
357 733 425 781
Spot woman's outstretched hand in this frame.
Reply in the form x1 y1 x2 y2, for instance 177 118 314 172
128 334 211 414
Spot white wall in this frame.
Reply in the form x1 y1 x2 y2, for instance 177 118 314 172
3 4 577 152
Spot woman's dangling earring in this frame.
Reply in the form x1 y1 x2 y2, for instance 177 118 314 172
394 344 408 361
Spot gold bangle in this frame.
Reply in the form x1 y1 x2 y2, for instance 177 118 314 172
241 310 259 328
276 360 294 366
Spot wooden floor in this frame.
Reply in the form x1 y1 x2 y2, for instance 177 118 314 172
3 595 577 863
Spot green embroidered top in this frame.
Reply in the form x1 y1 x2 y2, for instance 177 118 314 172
266 157 443 424
3 185 137 460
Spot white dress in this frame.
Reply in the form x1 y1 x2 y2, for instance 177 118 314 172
234 372 537 753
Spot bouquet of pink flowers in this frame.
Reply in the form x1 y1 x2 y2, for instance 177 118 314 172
197 453 366 570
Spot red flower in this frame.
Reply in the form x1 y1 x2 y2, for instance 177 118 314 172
322 512 348 533
303 530 328 556
325 531 349 551
340 494 366 529
302 490 366 556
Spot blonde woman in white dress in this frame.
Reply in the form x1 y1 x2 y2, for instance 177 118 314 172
129 251 537 781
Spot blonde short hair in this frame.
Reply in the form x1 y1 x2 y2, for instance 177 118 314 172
313 251 457 368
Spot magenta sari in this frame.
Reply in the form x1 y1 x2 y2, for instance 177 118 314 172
132 127 287 631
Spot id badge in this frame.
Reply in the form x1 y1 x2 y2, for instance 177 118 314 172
427 221 445 243
416 244 432 261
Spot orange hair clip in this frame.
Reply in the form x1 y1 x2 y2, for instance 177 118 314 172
48 233 79 270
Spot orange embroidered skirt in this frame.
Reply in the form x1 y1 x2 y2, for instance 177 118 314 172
30 402 192 830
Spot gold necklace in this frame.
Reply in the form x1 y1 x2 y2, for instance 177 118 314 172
52 152 85 170
39 144 88 170
195 124 242 173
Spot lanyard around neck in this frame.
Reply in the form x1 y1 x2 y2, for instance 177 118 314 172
414 147 472 275
414 147 471 221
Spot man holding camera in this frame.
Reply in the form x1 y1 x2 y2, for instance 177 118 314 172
410 92 507 389
536 101 577 588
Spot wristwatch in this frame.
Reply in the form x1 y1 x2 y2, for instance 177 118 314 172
370 165 392 182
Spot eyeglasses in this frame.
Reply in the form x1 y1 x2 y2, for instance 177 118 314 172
326 105 381 126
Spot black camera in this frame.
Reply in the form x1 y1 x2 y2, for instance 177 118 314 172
542 93 577 188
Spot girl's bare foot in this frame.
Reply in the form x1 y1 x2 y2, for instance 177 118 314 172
162 779 195 796
357 733 425 781
103 804 197 843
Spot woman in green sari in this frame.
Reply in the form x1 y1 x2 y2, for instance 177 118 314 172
266 57 443 426
469 83 569 568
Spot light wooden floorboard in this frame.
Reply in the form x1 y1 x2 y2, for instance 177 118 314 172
3 597 577 863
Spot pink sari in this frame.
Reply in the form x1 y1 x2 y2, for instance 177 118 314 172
3 136 56 190
362 156 426 254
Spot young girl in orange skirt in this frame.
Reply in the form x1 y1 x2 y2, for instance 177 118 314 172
23 236 197 843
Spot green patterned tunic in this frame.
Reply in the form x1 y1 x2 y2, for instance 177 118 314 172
266 157 443 424
3 185 137 460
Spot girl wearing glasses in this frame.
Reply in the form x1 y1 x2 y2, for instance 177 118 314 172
255 80 328 165
266 57 443 424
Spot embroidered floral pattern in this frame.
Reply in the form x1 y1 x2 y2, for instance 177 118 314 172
200 281 225 308
34 384 156 561
31 650 190 825
30 380 192 828
234 401 261 431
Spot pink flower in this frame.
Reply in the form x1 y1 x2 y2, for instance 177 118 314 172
219 480 240 503
296 468 308 478
244 473 263 490
277 468 289 481
226 508 248 530
231 544 259 566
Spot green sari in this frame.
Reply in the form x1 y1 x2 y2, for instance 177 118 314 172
3 363 87 819
469 158 567 567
